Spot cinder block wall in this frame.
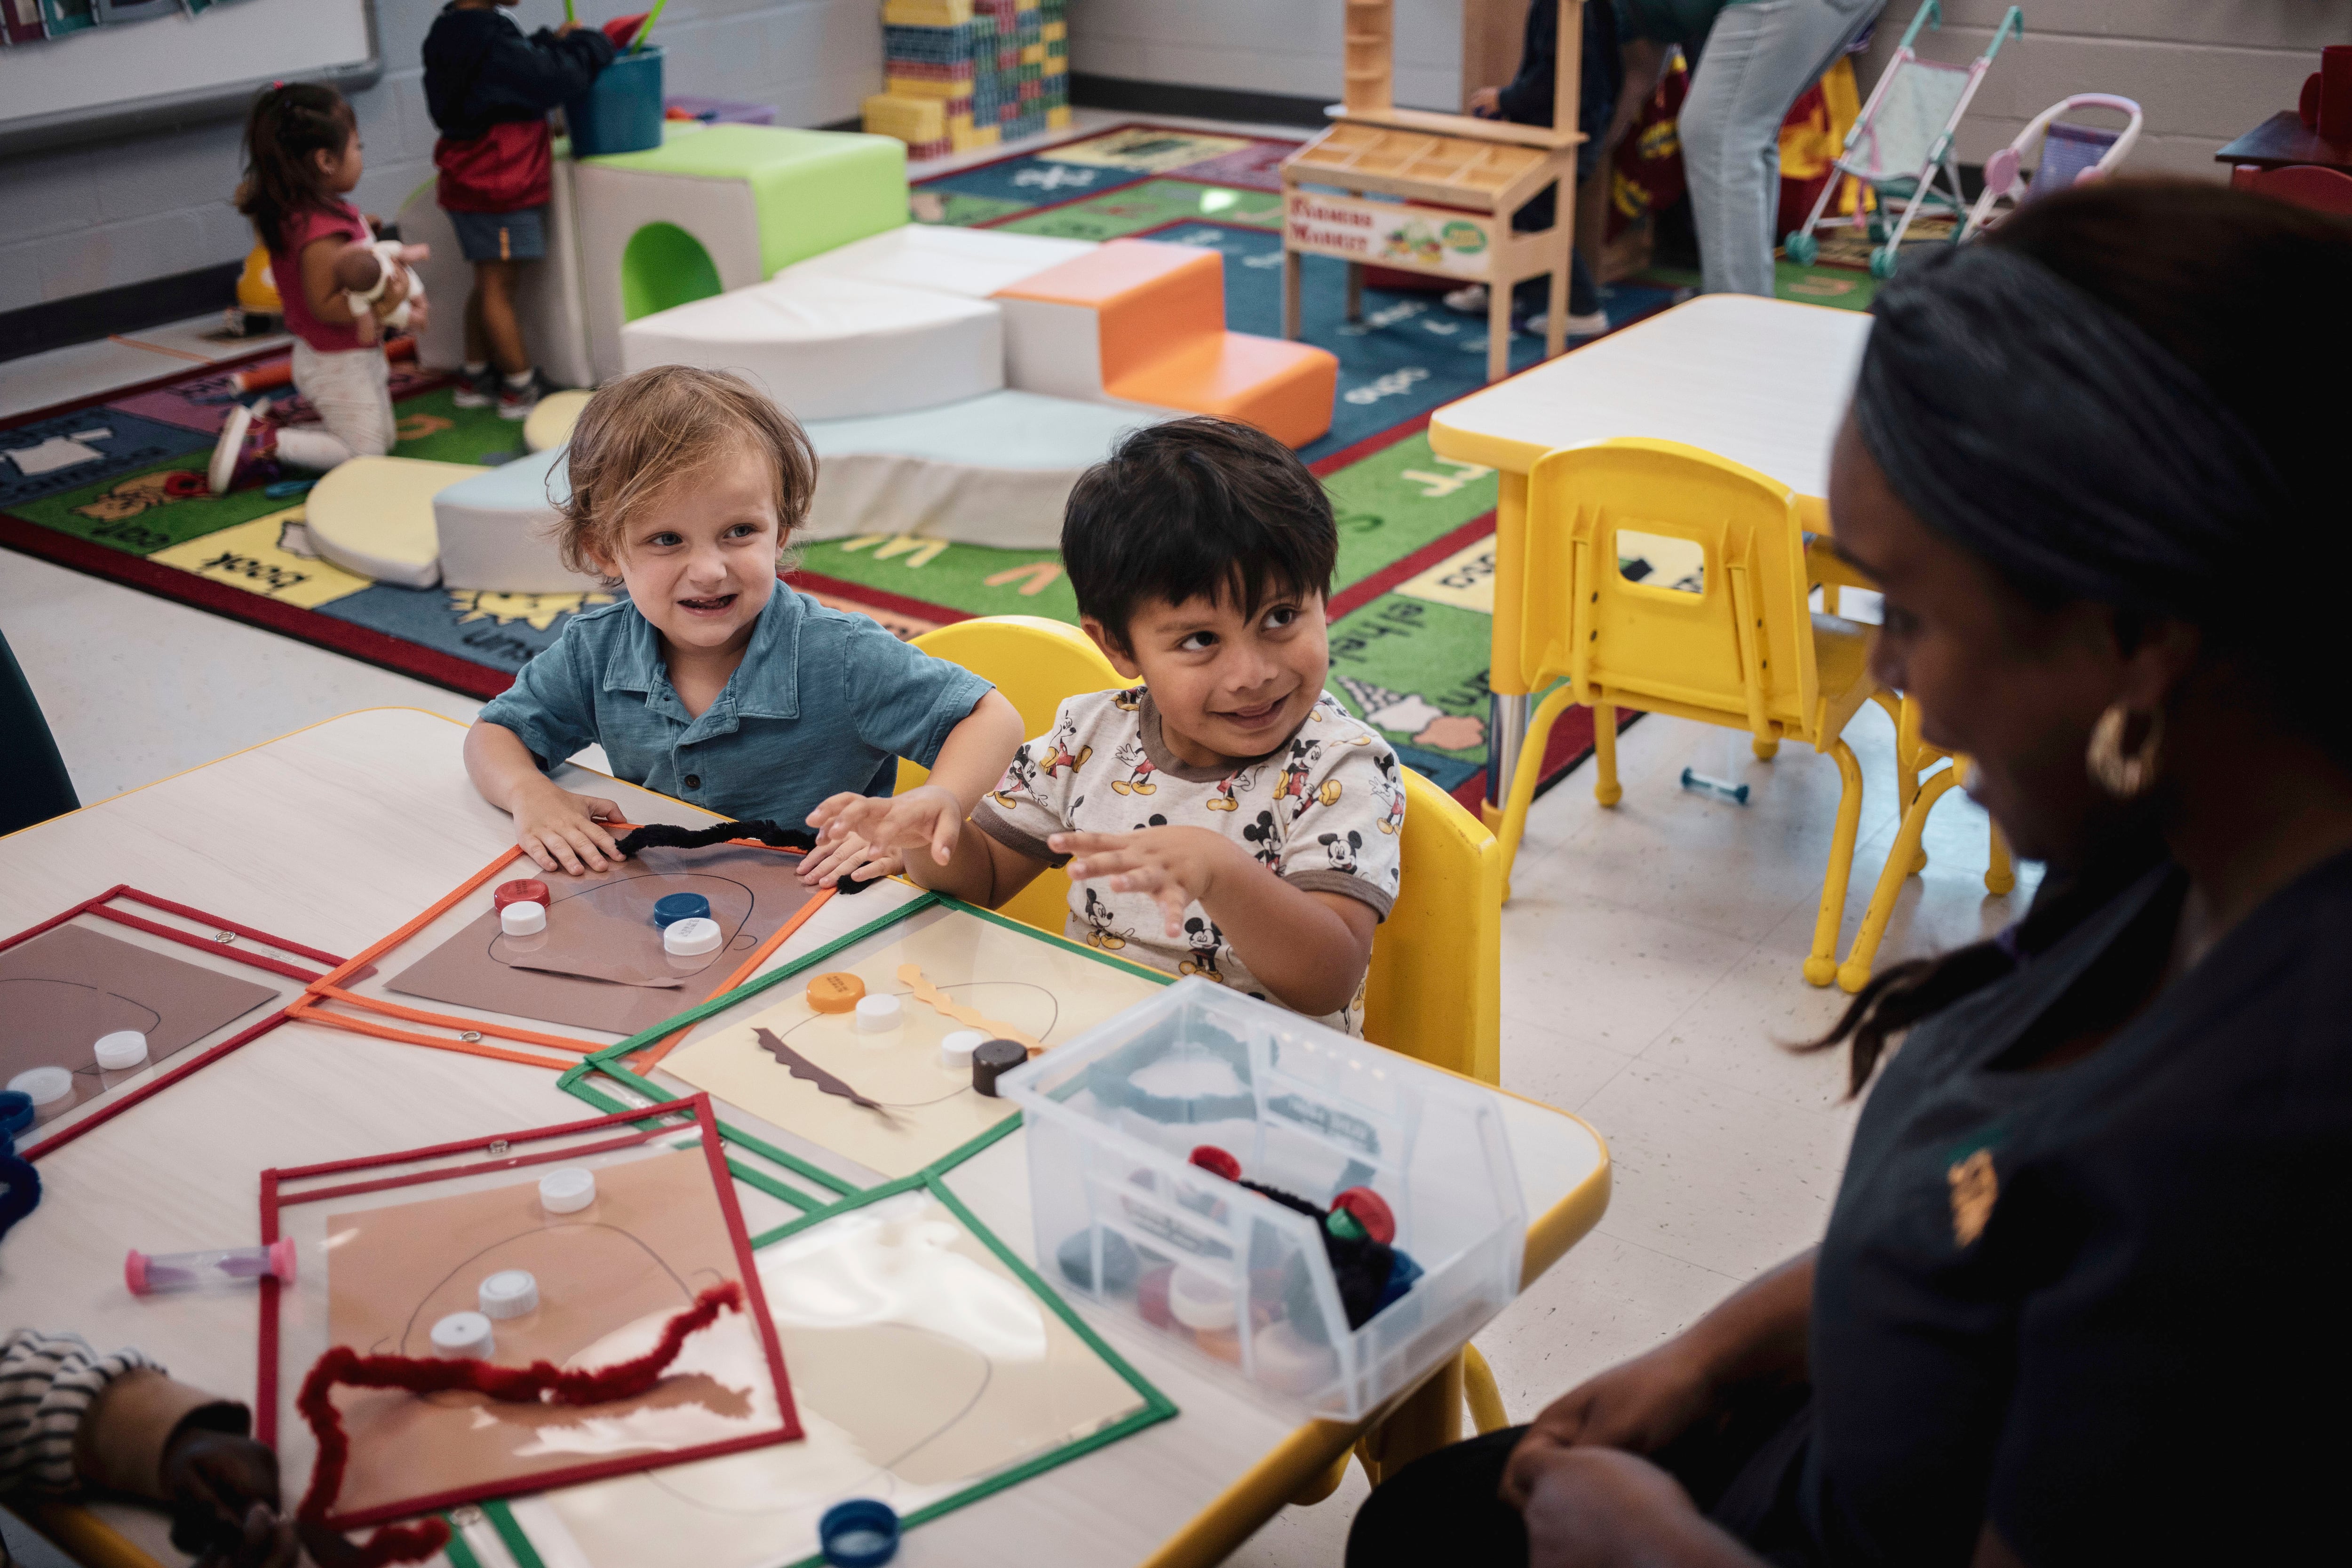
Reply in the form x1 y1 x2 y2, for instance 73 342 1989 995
1848 0 2329 179
0 0 882 317
1070 0 1466 113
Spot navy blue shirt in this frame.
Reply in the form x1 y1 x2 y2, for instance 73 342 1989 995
478 587 993 825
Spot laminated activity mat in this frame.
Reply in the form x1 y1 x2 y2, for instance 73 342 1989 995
560 891 1171 1196
493 1171 1175 1568
0 886 343 1158
258 1098 798 1556
0 118 1891 807
290 836 842 1070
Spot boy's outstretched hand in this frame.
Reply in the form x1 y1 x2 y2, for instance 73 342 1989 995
1054 826 1236 937
808 784 966 873
509 777 623 875
161 1428 300 1568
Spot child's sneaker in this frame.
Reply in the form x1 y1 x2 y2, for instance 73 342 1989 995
451 363 498 408
207 399 278 495
497 369 550 421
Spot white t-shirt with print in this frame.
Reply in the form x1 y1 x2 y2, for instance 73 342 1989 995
972 686 1406 1035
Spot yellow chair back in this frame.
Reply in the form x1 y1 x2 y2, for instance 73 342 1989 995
1362 768 1502 1084
1525 438 1819 745
895 614 1122 937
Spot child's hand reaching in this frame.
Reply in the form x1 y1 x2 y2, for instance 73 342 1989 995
808 784 967 872
1054 826 1238 937
509 777 624 875
161 1427 300 1568
796 826 902 889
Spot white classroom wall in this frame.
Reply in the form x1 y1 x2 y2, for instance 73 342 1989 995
1068 0 1467 113
0 0 881 317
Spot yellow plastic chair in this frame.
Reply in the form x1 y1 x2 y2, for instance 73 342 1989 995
894 614 1121 937
1491 439 1882 986
1834 700 2016 992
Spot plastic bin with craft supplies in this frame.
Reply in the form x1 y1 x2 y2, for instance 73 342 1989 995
1002 979 1522 1420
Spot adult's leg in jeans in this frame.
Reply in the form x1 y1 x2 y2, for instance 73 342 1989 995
1679 0 1883 296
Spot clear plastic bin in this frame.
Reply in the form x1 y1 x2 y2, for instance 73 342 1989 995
1001 979 1523 1420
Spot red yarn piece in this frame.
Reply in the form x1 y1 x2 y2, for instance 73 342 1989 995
296 1280 744 1564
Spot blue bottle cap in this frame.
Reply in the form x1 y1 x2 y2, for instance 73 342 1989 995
652 892 712 929
0 1091 32 1140
818 1498 900 1568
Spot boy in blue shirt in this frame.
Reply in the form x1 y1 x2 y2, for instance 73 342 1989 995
466 367 1024 886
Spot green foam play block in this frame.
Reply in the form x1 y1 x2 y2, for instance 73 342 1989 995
582 125 908 277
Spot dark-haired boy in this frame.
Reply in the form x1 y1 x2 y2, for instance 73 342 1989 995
812 418 1404 1034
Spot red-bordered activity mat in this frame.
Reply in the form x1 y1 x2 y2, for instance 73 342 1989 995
0 886 343 1158
258 1097 801 1553
289 835 841 1071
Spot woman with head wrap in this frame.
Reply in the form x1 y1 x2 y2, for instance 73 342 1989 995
1345 180 2352 1568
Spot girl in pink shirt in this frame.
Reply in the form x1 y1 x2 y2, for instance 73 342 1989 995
209 83 431 494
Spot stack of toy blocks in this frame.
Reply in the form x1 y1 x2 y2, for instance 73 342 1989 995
863 0 1068 157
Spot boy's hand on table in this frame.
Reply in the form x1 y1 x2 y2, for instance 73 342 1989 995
797 825 903 889
160 1428 298 1567
808 785 966 869
1054 826 1237 937
510 779 623 875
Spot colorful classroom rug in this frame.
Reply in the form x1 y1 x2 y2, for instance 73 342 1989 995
0 121 1785 807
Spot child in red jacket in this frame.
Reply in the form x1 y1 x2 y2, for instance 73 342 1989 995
423 0 613 419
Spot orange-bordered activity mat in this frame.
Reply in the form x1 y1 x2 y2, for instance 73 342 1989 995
0 886 344 1158
496 1170 1176 1568
258 1097 800 1547
290 835 843 1071
561 893 1171 1190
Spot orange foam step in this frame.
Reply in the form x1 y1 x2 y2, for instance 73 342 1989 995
994 239 1224 383
1109 332 1338 448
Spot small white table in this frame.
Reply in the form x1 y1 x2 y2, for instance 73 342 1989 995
1427 294 1873 816
0 709 1609 1568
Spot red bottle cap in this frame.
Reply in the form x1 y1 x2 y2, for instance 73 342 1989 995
1188 1145 1241 1181
494 879 550 912
1331 1186 1396 1245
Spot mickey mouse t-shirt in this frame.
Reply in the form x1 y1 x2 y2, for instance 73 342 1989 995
970 686 1405 1035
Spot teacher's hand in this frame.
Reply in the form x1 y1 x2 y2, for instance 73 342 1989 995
1517 1447 1755 1568
1501 1341 1721 1507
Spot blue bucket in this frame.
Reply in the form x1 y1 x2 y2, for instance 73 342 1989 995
567 47 664 158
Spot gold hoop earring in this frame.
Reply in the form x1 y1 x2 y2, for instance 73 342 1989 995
2086 702 2163 798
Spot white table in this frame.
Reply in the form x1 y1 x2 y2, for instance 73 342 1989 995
1427 294 1873 816
0 709 1609 1568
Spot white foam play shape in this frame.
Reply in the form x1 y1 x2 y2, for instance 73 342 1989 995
434 446 608 594
779 226 1095 300
396 174 594 390
574 162 766 385
801 390 1160 549
620 274 1002 422
305 455 488 588
993 294 1108 401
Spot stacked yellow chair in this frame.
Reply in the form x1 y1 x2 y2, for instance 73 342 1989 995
898 616 1518 1496
1489 439 1884 986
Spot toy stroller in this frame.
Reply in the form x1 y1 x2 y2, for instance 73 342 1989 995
1958 94 2143 239
1782 0 2024 278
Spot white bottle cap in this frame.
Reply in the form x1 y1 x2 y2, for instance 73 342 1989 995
8 1066 73 1107
939 1028 986 1071
540 1167 596 1215
501 900 547 936
478 1269 540 1319
430 1311 495 1359
854 993 903 1034
1254 1321 1340 1394
663 916 722 956
93 1032 149 1071
1168 1267 1237 1331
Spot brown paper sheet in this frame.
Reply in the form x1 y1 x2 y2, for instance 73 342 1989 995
383 844 819 1035
0 923 278 1091
324 1148 785 1518
662 908 1165 1179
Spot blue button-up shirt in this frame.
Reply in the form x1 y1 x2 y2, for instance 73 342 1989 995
477 587 993 825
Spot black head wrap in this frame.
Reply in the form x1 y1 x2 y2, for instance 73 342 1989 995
1852 243 2289 622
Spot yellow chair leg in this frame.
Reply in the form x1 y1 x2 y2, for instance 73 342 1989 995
1836 763 1961 992
1494 684 1578 904
1591 701 1622 807
1463 1344 1509 1434
1751 735 1780 760
1289 1449 1353 1506
1986 819 2016 895
1821 581 1841 615
1892 696 1929 872
1803 738 1865 987
1356 1353 1467 1490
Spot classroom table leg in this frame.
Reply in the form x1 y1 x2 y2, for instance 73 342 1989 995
1345 260 1365 323
1486 693 1530 823
1355 1353 1467 1487
1485 270 1513 382
1282 247 1303 340
1484 470 1533 825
